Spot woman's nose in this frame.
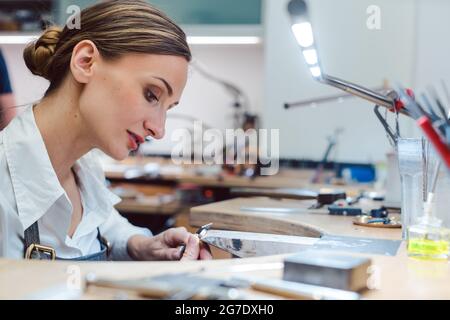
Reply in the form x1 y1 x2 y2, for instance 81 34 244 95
144 112 166 140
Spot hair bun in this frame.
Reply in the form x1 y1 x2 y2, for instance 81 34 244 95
23 26 62 80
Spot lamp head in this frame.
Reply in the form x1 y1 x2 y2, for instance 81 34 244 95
287 0 308 21
288 0 323 79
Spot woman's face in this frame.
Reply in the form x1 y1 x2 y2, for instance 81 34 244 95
78 53 188 160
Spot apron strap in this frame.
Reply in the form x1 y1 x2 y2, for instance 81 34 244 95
24 221 55 260
24 221 108 261
24 221 40 251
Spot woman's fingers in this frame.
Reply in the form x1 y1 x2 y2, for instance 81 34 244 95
180 234 200 261
159 227 214 261
199 242 213 260
163 227 190 247
163 247 185 261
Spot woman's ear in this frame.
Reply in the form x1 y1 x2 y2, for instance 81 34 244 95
70 40 99 84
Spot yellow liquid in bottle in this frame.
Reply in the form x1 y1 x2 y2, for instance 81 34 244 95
407 238 449 260
407 214 450 260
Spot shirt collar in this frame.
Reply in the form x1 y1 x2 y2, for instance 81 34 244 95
3 106 65 230
2 105 121 232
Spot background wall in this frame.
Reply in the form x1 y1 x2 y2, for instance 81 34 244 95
413 0 450 93
0 44 49 106
262 0 417 163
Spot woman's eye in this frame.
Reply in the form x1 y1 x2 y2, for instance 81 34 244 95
144 89 159 105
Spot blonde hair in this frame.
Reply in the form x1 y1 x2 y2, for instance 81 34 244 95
23 0 191 95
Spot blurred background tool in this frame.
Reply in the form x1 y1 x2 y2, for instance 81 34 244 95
191 58 256 130
86 273 246 300
396 85 450 169
231 187 346 209
86 271 361 300
311 128 343 184
231 275 361 300
353 215 401 229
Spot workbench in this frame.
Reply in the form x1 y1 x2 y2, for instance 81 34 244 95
107 157 374 235
1 245 449 299
190 197 400 239
188 197 450 299
1 196 449 299
104 156 370 191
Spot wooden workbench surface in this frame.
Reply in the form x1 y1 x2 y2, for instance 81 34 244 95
1 244 450 300
2 195 448 300
190 197 401 240
114 198 182 216
1 196 449 299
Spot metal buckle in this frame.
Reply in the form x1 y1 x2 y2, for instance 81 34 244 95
100 236 111 258
25 244 56 260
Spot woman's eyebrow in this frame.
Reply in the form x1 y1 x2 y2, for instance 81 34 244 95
153 76 173 96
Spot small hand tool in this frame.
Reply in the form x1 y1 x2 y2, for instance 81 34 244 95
178 223 213 258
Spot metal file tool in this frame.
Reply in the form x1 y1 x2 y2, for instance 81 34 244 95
196 224 401 257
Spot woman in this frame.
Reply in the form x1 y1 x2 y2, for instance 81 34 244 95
0 1 212 261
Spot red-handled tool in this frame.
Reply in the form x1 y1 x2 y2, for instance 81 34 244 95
417 116 450 168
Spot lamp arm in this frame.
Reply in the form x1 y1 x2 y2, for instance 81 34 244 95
319 74 394 109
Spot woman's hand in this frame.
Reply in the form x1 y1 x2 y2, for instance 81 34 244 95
127 227 212 261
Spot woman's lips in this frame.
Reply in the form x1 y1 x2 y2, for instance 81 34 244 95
127 130 141 151
131 131 145 144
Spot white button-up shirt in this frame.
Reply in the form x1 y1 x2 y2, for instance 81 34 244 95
0 105 151 260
